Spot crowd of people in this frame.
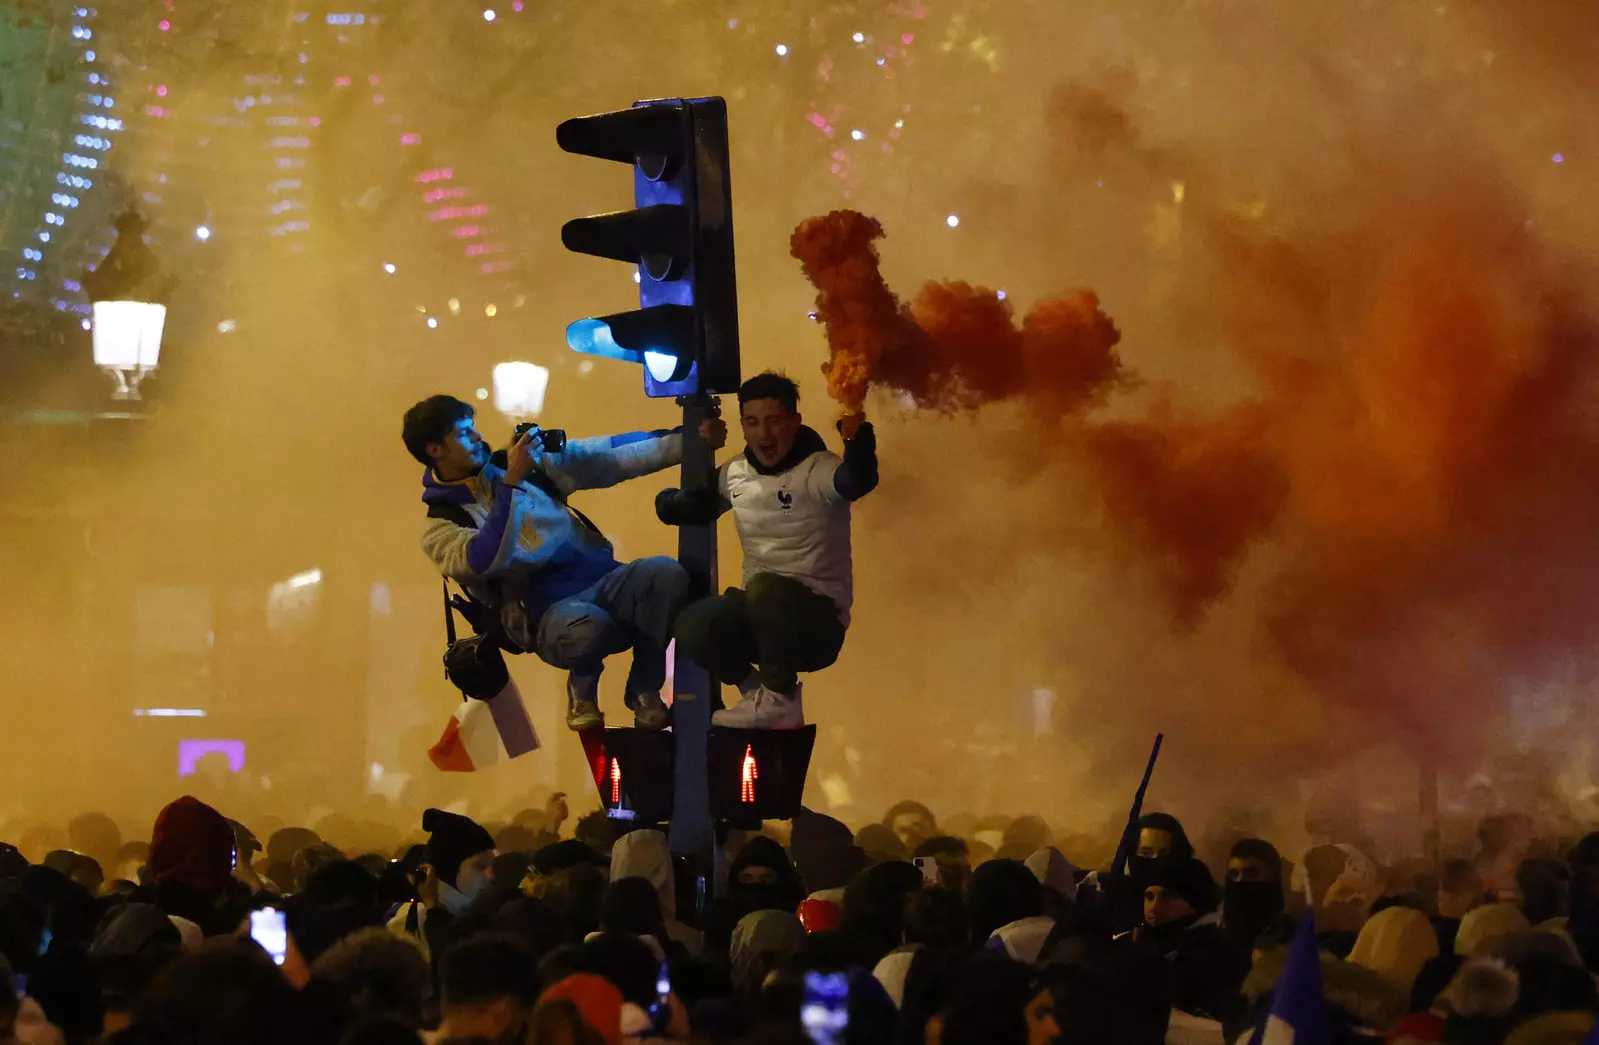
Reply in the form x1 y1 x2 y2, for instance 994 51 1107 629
4 792 1599 1045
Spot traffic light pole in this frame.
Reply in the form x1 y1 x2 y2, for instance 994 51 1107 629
669 391 720 868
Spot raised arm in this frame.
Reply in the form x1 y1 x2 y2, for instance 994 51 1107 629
832 419 879 501
539 430 683 496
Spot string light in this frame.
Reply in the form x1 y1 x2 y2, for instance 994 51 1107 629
851 129 865 141
426 316 438 328
383 263 396 273
194 225 211 241
852 31 865 43
483 9 496 20
775 43 788 56
946 214 960 228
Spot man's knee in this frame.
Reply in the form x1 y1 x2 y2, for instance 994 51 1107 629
536 602 618 670
674 595 734 655
634 555 691 604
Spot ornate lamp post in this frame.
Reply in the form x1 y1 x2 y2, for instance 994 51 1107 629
83 211 172 401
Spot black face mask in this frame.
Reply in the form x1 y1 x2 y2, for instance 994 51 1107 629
733 881 793 914
1222 880 1284 944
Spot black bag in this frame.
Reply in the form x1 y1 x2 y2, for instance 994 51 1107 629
440 583 510 700
428 500 515 699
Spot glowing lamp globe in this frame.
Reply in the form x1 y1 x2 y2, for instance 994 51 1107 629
91 299 166 400
492 361 550 418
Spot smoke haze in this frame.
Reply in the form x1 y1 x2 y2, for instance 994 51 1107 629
3 0 1599 859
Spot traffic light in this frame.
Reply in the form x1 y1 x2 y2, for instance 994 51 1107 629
578 727 676 825
557 97 741 398
707 726 818 822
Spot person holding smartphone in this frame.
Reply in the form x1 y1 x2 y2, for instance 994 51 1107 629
404 394 727 731
656 373 879 729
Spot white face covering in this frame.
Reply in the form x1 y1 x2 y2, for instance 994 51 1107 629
438 876 482 915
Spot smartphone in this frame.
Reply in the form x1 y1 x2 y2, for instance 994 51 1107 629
647 961 672 1035
801 971 850 1045
249 908 288 966
913 856 939 885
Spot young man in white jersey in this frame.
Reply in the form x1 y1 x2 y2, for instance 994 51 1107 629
655 372 879 729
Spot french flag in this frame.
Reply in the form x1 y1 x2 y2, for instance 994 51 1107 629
429 678 540 772
1250 913 1327 1045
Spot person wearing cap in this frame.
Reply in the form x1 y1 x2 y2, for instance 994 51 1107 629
387 809 495 956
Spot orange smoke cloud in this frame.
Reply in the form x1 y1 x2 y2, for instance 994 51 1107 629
788 210 1124 417
792 89 1599 762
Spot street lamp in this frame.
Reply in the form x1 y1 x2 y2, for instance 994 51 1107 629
83 210 171 402
492 361 550 419
91 300 165 400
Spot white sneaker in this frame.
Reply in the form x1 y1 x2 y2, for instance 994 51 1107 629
717 669 764 717
712 683 805 730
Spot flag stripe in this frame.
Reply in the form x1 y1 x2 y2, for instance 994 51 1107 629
429 715 475 772
486 679 539 757
459 701 505 768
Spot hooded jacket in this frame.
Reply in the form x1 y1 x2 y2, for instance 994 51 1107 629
609 829 702 955
657 423 877 625
421 430 681 644
147 796 235 897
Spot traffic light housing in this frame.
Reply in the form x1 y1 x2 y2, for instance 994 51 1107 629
707 726 818 822
576 726 817 825
578 727 676 825
558 98 741 398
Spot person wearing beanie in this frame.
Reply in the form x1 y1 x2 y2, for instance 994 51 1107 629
1136 856 1245 1019
423 809 495 916
385 809 494 957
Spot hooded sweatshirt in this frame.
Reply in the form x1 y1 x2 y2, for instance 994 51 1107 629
420 430 682 645
609 829 702 955
1347 905 1440 996
148 796 235 897
658 423 878 625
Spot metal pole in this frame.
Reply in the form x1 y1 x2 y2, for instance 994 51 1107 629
668 392 718 864
1420 755 1440 879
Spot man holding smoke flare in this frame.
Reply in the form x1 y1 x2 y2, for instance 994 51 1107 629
656 372 878 729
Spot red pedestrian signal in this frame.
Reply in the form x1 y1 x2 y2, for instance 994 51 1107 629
740 744 758 804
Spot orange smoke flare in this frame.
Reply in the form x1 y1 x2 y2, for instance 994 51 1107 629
789 210 1125 418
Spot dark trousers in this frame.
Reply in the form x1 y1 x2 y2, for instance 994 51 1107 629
674 572 846 695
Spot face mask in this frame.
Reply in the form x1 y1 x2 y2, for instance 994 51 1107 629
734 881 790 914
438 877 483 915
1223 880 1284 942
